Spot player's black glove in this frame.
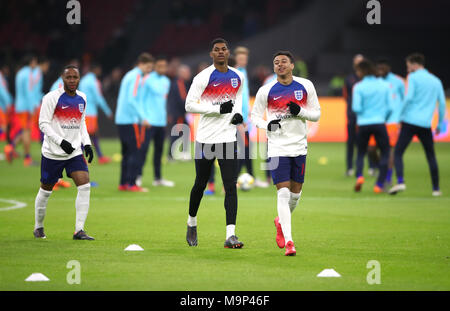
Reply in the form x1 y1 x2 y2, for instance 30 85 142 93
60 139 75 154
267 119 281 132
84 145 94 163
287 101 301 116
230 113 243 125
220 100 234 114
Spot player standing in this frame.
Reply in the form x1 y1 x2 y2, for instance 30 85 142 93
14 54 38 166
389 53 446 196
375 58 405 187
352 59 392 193
185 38 245 248
251 51 321 256
137 55 174 187
115 53 152 192
33 65 95 240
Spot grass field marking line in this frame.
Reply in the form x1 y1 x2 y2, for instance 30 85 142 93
0 198 27 211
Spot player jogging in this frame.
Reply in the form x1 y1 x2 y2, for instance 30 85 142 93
185 38 245 249
388 53 446 196
33 65 95 240
251 51 321 256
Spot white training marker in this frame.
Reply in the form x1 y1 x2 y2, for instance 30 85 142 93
317 269 341 277
124 244 144 251
25 273 50 282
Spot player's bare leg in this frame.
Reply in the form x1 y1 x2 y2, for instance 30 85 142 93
70 170 94 240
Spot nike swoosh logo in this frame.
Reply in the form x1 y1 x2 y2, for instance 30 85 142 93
213 83 221 87
274 96 282 100
62 106 69 109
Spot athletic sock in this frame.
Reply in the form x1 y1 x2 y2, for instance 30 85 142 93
187 215 197 227
277 187 292 243
35 188 52 229
289 191 302 214
386 168 393 183
397 176 404 184
226 224 235 239
75 183 91 232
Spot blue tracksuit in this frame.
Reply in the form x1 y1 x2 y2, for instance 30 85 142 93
79 72 112 117
400 68 446 131
115 67 146 125
15 66 35 113
50 77 63 91
237 67 250 123
139 71 170 126
0 72 12 111
352 75 393 126
382 72 405 124
31 67 44 109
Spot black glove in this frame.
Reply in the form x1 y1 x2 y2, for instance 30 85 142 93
267 119 281 132
60 139 75 154
84 145 94 163
287 101 301 116
230 113 243 125
220 100 234 114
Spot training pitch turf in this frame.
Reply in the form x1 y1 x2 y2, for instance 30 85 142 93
0 140 449 290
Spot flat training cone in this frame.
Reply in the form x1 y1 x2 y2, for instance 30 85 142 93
124 244 144 251
25 273 50 282
317 269 341 277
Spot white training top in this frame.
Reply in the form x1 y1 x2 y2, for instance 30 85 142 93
185 64 244 144
39 88 91 160
251 76 321 157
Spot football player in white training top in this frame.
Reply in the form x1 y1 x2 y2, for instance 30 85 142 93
33 65 95 240
251 51 320 256
185 38 245 249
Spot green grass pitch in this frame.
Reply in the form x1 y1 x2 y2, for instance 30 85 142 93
0 140 449 290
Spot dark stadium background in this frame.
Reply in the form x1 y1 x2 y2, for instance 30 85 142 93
1 0 449 137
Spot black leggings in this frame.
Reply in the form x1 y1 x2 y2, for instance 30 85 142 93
189 142 238 225
394 122 439 190
356 123 390 186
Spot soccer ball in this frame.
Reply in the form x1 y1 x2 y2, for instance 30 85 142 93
237 173 255 191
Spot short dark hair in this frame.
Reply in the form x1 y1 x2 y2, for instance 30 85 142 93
137 52 154 64
375 57 391 66
354 59 376 76
406 53 425 65
62 65 79 75
273 50 295 63
155 55 168 63
211 38 229 50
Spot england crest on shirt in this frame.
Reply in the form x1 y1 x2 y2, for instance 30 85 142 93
294 90 303 100
231 78 238 88
78 103 84 113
